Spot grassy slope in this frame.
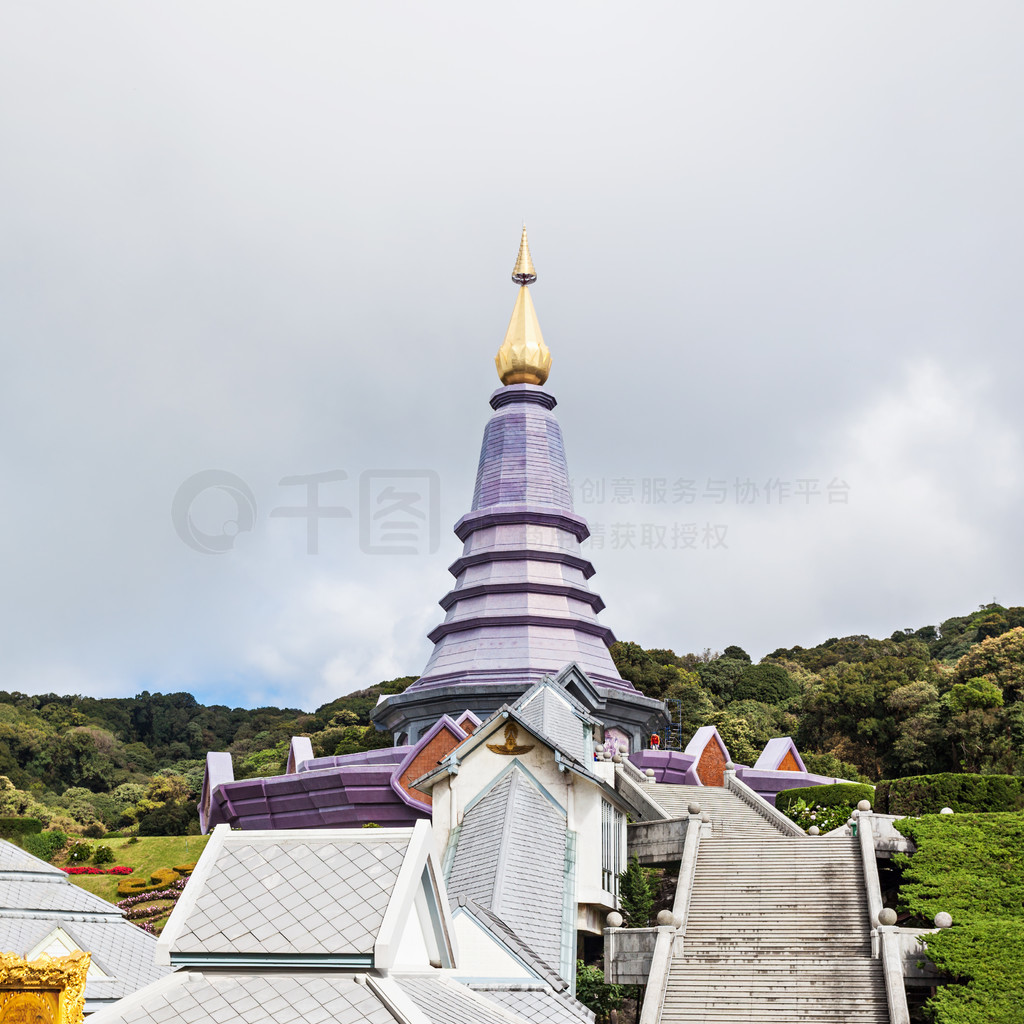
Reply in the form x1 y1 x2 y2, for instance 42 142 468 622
61 835 211 904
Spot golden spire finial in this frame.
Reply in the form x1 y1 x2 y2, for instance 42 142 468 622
512 224 537 285
496 227 551 386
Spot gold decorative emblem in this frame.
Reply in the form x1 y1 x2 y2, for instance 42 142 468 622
0 952 89 1024
486 722 535 756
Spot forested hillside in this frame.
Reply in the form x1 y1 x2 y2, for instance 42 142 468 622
1 603 1021 837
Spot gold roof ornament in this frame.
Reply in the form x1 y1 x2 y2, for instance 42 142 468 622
0 950 90 1024
495 227 551 386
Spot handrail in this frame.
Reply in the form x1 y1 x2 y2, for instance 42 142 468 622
619 756 648 783
724 771 807 837
638 810 702 1024
859 810 911 1024
878 928 912 1024
615 764 671 821
857 811 883 930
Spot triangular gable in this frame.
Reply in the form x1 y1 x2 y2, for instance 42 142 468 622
391 715 469 811
684 726 731 787
753 737 807 773
553 662 606 712
450 907 537 982
455 710 482 735
515 682 594 761
25 926 110 979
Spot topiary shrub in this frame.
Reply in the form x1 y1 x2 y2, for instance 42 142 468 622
22 830 68 863
876 774 1024 815
117 867 184 898
92 844 115 865
65 840 92 864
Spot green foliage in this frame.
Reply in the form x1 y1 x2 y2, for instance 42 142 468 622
875 774 1024 815
893 813 1024 1024
618 856 656 927
66 839 92 863
575 960 622 1023
778 797 855 834
0 817 42 838
776 783 875 814
22 829 68 863
799 751 869 783
92 844 115 865
732 664 799 704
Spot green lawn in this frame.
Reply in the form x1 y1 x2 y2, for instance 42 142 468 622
60 835 211 905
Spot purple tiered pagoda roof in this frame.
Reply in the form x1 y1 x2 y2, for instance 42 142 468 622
412 383 631 694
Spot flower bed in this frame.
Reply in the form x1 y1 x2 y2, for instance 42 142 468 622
62 865 134 875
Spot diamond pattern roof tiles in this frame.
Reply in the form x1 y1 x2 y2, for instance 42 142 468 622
111 973 397 1024
170 836 409 955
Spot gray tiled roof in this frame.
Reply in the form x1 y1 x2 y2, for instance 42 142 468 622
515 684 587 761
96 971 398 1024
447 766 568 978
66 919 167 996
170 835 409 955
397 975 525 1024
0 840 167 1006
0 877 119 915
0 840 66 876
474 985 596 1024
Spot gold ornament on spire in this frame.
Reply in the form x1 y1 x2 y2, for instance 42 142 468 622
496 227 551 386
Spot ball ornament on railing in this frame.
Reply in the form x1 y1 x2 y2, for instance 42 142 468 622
606 911 623 928
645 768 656 779
857 799 871 812
700 812 710 823
687 802 701 815
725 761 735 771
878 908 897 926
656 910 675 926
935 912 953 929
808 826 820 836
940 807 954 815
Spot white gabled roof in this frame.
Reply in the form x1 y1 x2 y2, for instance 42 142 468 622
159 820 455 971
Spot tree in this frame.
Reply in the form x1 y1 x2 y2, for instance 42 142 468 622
618 857 655 927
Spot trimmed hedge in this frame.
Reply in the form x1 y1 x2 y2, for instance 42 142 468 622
22 829 68 863
876 774 1024 815
0 817 43 839
893 812 1024 1024
776 783 875 814
116 862 197 898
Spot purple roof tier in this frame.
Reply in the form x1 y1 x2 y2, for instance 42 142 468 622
409 384 632 695
202 747 428 831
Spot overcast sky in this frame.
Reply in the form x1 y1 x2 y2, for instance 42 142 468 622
2 3 1022 711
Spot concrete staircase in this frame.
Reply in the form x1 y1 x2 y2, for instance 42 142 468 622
649 783 790 839
655 790 890 1022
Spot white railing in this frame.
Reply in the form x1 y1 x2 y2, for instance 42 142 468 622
858 810 910 1024
615 764 671 821
637 808 703 1024
724 771 807 837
